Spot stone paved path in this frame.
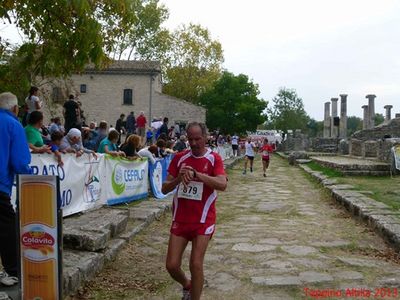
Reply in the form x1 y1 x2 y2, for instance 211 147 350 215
82 155 400 299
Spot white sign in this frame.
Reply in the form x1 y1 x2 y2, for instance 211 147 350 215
393 145 400 171
104 156 149 205
247 130 282 143
12 153 149 216
28 153 106 216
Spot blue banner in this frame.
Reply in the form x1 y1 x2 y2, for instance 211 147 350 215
149 155 174 199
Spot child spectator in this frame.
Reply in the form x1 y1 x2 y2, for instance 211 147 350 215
50 131 65 166
146 129 153 145
156 139 167 158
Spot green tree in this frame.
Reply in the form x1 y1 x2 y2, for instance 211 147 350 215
306 118 323 137
374 113 384 126
111 0 169 61
347 116 363 136
198 71 267 134
0 1 166 80
0 49 30 103
162 24 224 103
267 88 309 134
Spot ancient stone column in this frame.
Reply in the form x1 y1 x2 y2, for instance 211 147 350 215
323 102 331 138
366 94 376 128
362 105 369 130
339 94 347 138
384 105 393 122
331 98 339 138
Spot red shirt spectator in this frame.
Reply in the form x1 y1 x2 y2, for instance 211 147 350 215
136 113 147 128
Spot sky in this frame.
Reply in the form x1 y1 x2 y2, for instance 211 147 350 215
161 0 400 120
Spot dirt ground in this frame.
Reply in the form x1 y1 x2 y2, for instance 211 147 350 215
74 156 400 300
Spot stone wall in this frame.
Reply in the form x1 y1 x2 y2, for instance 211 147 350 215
280 135 310 152
40 72 205 126
378 138 400 162
352 117 400 141
280 136 343 153
151 92 206 125
348 117 400 162
349 138 400 162
363 140 378 157
310 138 339 153
349 139 362 157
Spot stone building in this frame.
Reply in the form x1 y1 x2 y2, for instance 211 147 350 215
41 60 206 128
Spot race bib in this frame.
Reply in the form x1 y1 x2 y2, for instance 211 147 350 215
262 150 269 156
177 181 204 201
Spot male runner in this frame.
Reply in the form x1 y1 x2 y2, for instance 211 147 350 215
162 122 227 300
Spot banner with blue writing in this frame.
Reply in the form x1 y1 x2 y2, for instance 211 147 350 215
149 155 174 199
104 156 149 205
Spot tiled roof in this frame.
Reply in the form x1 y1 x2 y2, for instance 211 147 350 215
84 60 161 74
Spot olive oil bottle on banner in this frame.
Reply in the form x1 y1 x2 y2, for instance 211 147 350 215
20 179 59 300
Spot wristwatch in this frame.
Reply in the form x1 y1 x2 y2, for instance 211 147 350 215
192 169 197 178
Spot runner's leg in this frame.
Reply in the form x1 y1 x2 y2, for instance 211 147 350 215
190 235 211 300
262 159 266 174
166 234 191 288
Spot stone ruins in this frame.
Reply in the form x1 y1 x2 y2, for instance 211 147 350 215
280 93 400 167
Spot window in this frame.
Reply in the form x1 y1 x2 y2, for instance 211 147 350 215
123 89 133 105
52 87 64 102
80 84 87 93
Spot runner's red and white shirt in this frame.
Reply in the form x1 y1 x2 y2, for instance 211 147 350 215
168 149 226 224
260 144 274 158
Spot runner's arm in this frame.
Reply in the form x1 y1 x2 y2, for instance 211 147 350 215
162 174 181 194
196 173 227 191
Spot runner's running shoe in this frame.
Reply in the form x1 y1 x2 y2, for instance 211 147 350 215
0 271 18 286
182 287 191 300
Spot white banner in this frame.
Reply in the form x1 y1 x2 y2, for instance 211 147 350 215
29 153 106 216
393 145 400 171
247 130 282 143
12 153 149 216
104 156 149 205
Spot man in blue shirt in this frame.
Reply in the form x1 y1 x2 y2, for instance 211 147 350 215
0 92 31 286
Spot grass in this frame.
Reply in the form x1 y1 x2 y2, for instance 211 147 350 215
304 160 400 211
306 161 344 177
336 176 400 211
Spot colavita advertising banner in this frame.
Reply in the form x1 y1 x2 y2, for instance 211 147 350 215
17 175 62 300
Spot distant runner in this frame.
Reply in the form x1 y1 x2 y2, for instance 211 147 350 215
231 134 239 157
162 122 227 300
259 138 274 177
243 137 256 174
